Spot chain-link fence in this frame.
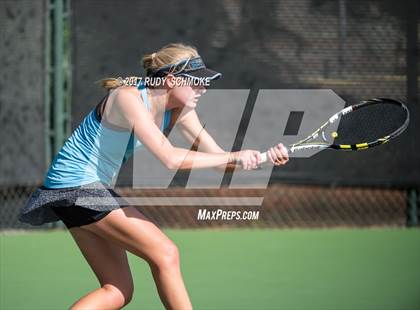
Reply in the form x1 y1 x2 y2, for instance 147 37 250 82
0 186 41 230
1 0 419 230
0 185 415 229
0 1 46 185
117 185 411 228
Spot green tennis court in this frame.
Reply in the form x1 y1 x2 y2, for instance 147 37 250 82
1 228 419 310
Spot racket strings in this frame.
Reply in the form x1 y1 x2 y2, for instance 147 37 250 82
333 103 408 145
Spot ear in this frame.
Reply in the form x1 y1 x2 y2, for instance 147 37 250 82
165 74 176 89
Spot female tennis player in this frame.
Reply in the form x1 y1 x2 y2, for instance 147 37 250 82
19 43 289 310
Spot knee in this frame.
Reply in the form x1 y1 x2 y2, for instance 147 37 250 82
103 283 134 307
152 241 180 270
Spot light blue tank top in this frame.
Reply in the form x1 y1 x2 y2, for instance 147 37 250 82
44 84 172 188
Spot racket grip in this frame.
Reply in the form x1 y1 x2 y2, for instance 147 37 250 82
259 152 268 164
259 147 292 164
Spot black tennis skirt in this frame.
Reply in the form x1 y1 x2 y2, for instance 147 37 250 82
19 182 127 229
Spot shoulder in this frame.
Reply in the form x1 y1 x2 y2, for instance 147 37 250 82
110 86 141 99
107 86 150 127
109 86 147 113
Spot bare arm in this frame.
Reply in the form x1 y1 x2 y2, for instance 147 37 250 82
171 107 289 169
173 107 241 171
171 105 289 169
113 89 241 170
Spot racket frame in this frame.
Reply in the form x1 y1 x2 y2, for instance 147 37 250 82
259 98 409 163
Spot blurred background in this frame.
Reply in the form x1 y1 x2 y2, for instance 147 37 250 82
0 1 419 309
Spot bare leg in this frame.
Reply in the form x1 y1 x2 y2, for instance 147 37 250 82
70 285 129 310
150 264 192 310
68 227 134 310
82 207 193 310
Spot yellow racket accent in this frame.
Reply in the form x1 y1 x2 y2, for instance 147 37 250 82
339 144 351 149
356 143 368 149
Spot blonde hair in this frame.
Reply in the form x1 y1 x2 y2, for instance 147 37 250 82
100 43 199 91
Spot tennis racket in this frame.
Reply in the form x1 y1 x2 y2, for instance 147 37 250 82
259 98 410 163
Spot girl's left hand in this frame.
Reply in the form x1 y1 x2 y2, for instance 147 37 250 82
267 143 289 166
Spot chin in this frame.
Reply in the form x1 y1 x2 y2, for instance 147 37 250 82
186 101 197 108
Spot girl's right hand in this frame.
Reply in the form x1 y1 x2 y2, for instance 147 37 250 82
230 150 262 170
267 143 289 166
